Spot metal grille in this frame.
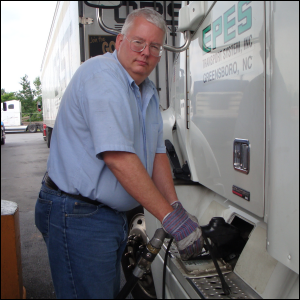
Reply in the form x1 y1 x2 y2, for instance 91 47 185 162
188 272 261 299
163 240 261 299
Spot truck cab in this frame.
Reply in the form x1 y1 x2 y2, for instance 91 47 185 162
45 1 299 299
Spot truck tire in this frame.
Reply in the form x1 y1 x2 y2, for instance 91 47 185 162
28 124 37 133
46 127 52 148
121 206 157 299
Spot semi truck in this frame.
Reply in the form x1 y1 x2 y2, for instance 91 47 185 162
43 1 299 299
1 100 43 133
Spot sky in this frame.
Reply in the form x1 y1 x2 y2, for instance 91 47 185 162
1 1 57 93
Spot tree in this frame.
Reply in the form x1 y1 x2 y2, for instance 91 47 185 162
17 74 34 111
33 77 42 99
17 74 42 122
33 77 42 112
1 92 16 103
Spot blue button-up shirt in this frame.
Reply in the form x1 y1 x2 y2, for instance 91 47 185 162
47 51 166 211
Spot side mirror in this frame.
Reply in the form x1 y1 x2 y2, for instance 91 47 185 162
3 102 7 111
178 2 205 32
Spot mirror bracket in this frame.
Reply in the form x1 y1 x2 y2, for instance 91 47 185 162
95 7 191 53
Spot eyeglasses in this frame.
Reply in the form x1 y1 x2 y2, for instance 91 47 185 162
124 35 163 57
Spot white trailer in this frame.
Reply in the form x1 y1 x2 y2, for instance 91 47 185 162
41 1 182 147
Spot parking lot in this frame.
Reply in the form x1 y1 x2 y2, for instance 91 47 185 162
1 132 55 299
1 132 131 299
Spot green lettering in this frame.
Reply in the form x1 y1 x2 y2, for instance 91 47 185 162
212 16 222 50
238 1 252 34
203 25 211 53
224 5 236 43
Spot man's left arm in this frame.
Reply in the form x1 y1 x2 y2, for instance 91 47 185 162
152 153 178 205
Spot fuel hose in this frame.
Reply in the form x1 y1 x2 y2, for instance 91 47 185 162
162 238 174 299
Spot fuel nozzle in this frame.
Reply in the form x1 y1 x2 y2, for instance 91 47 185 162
201 217 240 247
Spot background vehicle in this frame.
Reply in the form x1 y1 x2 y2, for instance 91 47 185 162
1 100 43 133
1 121 5 145
44 1 299 299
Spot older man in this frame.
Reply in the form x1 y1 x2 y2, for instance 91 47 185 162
35 8 203 299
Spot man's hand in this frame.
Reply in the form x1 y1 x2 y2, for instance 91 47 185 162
162 201 203 261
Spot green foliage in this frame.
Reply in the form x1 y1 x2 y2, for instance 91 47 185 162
33 77 42 98
16 75 43 121
1 92 16 103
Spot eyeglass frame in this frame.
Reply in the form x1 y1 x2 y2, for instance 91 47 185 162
123 35 164 57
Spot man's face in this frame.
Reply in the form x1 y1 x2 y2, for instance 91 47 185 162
115 17 165 86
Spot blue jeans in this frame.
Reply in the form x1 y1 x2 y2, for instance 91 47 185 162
35 182 128 299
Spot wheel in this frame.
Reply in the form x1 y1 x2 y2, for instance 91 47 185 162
121 207 157 299
28 124 37 133
1 136 5 145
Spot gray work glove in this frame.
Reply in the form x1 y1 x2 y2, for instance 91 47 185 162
162 201 204 260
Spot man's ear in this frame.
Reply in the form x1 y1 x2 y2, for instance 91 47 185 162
115 34 124 51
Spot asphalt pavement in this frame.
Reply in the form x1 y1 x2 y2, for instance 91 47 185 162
1 132 131 299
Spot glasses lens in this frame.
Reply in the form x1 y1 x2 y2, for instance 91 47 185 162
150 45 163 57
131 40 145 52
129 38 163 57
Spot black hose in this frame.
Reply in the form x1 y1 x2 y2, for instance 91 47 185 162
201 232 231 296
116 272 139 299
162 238 174 299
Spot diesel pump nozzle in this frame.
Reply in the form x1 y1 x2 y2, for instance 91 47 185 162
116 228 169 299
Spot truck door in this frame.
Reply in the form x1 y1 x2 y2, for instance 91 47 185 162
185 1 265 217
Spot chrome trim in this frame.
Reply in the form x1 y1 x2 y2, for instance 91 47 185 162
96 8 191 53
96 8 120 36
163 31 191 52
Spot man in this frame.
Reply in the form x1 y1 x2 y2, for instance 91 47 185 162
35 8 203 299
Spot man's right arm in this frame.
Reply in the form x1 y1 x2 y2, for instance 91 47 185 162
102 150 204 260
102 151 173 222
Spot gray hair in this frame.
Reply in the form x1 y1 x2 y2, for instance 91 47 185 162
121 8 167 41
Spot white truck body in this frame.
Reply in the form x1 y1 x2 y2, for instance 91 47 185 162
1 100 28 132
144 1 299 299
41 1 181 145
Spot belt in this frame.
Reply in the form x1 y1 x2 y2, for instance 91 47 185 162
44 172 101 206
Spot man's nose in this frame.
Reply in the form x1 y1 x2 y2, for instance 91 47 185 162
141 44 150 56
